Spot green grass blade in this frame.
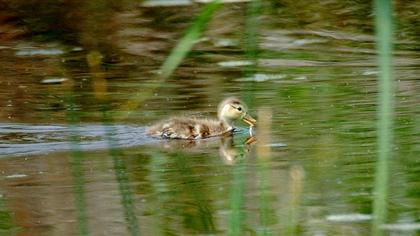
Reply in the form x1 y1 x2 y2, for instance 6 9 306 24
229 0 263 234
244 0 261 62
242 0 261 106
256 108 275 236
118 0 222 118
372 0 394 235
228 159 246 236
159 0 222 80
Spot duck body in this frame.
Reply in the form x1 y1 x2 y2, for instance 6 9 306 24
146 117 232 139
146 97 256 140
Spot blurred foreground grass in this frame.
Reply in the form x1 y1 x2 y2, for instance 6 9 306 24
372 0 395 235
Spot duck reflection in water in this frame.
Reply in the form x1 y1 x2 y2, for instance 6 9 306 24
152 134 256 165
220 136 256 165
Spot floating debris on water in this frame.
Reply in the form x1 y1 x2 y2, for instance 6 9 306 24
143 0 251 6
142 0 191 7
217 60 254 67
41 77 68 84
197 0 251 3
381 223 420 231
214 38 237 47
294 76 307 80
16 48 65 56
292 38 327 46
5 174 28 179
237 73 287 82
326 213 372 222
362 70 379 76
71 47 83 51
264 143 287 147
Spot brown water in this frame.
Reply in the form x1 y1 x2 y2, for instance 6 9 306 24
0 0 419 235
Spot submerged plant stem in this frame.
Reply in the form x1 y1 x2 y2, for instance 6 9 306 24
102 108 141 236
66 95 90 236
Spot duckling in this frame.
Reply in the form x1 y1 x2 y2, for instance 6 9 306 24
146 97 256 139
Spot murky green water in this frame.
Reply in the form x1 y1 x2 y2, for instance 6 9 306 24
0 0 419 235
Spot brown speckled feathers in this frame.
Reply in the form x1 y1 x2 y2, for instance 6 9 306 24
146 117 230 139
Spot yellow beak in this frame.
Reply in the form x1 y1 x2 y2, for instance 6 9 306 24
242 113 257 127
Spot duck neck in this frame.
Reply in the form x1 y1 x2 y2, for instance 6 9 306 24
220 118 234 132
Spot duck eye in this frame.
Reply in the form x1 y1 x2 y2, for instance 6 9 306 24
237 107 242 111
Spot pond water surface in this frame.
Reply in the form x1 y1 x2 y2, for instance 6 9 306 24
0 0 419 235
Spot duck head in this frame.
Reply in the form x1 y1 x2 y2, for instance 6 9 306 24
218 97 257 129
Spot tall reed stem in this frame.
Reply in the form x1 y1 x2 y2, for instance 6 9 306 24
372 0 394 235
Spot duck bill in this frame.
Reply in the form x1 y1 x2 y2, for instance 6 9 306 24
242 114 257 127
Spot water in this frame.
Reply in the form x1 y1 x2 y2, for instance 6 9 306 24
0 124 150 157
0 0 419 235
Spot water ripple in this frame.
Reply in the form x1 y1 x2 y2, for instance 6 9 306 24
0 123 153 157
